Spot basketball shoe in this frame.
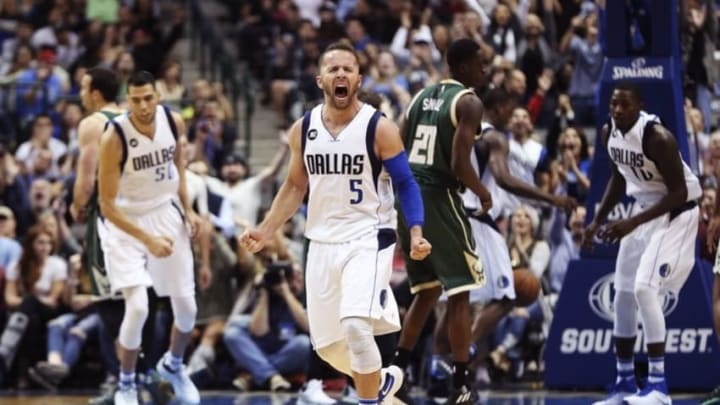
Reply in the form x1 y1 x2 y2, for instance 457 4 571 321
446 384 477 405
378 365 404 405
591 378 638 405
623 381 671 405
156 354 200 404
114 385 139 405
297 379 336 405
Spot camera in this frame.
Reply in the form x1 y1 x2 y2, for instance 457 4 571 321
263 261 293 288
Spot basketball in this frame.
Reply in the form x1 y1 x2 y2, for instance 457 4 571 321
513 268 540 307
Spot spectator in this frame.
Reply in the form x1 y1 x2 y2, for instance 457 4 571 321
156 59 185 109
560 15 603 126
223 258 310 392
0 225 67 387
550 126 591 203
0 206 21 268
14 114 67 179
14 48 64 126
205 133 289 227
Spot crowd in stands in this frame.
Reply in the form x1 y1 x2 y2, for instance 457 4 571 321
0 0 717 402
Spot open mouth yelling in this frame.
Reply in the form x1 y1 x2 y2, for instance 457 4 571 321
334 84 349 100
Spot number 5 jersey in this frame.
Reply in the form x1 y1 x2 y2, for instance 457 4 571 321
301 103 397 242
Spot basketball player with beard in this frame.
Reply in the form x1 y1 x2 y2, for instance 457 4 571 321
241 41 431 405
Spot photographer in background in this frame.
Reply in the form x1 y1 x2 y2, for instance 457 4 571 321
222 259 310 392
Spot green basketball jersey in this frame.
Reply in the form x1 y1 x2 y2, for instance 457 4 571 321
403 80 475 189
86 110 122 298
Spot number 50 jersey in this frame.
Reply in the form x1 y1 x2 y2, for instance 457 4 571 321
301 104 397 243
403 79 475 190
111 106 180 215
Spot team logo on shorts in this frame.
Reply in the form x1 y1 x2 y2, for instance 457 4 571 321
497 275 510 289
379 289 387 308
658 263 670 278
588 273 679 322
129 138 139 148
308 129 318 140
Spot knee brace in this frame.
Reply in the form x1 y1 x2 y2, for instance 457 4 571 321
170 295 197 333
118 286 149 350
341 316 381 374
316 340 352 376
613 290 638 338
634 283 666 344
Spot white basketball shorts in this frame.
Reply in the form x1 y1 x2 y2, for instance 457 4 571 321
98 200 195 297
305 229 401 349
439 215 515 304
615 203 698 294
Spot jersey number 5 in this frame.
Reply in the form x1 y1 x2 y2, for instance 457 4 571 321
349 179 363 204
408 124 437 165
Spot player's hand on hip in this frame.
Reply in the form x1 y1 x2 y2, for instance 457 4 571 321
707 216 720 253
240 228 268 253
582 221 600 250
146 235 174 257
410 236 432 260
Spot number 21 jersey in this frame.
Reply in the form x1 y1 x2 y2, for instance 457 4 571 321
302 104 397 243
403 79 475 189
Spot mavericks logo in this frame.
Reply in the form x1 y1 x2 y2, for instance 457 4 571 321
611 58 664 80
588 273 679 322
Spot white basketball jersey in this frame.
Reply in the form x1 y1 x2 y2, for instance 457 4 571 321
302 104 397 242
607 110 701 205
111 106 180 214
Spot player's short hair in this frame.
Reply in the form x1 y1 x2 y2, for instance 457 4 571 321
614 81 643 103
447 39 480 73
482 87 515 110
319 41 360 68
127 70 156 91
87 67 119 102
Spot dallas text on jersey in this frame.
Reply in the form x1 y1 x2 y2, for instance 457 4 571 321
132 145 176 171
305 153 364 175
609 146 644 167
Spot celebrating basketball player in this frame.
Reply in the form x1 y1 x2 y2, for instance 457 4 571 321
97 71 201 405
425 87 577 402
584 82 701 405
240 41 431 405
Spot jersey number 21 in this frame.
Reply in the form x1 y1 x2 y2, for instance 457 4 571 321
408 125 437 165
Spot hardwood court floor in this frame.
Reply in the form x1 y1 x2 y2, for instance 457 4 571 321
0 390 707 405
